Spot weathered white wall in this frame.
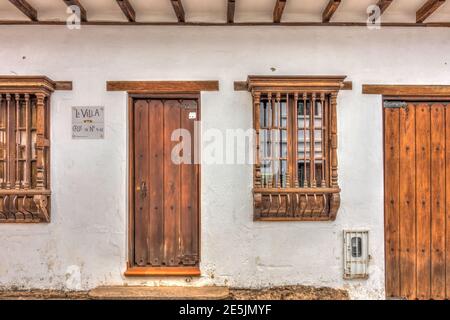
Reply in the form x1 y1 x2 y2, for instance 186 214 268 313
0 25 449 299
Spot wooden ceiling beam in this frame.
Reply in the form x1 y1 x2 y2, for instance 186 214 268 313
170 0 185 23
273 0 287 23
376 0 394 15
116 0 136 22
322 0 341 23
416 0 446 23
227 0 236 23
8 0 37 21
62 0 87 22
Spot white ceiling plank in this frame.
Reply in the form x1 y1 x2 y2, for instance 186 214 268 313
0 0 33 20
381 0 425 23
331 0 377 22
129 0 177 22
184 0 227 23
234 0 274 22
26 0 67 21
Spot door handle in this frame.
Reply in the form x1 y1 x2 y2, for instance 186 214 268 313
136 181 147 198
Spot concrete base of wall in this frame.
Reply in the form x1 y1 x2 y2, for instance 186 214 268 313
88 286 230 300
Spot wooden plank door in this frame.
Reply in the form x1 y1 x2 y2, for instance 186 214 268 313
131 97 199 272
384 101 450 300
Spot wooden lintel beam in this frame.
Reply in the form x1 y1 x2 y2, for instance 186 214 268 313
62 0 87 22
273 0 287 23
116 0 136 22
322 0 341 23
170 0 185 23
416 0 446 23
376 0 394 15
363 84 450 96
106 80 219 92
227 0 236 23
8 0 37 21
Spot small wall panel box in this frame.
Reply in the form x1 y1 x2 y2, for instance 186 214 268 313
343 230 369 279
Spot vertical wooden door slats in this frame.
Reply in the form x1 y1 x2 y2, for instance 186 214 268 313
398 104 416 299
132 98 199 270
180 103 199 264
163 100 181 266
446 105 450 299
148 99 164 266
134 100 150 266
430 104 446 299
384 107 401 298
415 104 431 299
385 101 449 300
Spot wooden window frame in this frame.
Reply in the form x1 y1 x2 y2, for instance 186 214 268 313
0 76 71 223
244 76 348 221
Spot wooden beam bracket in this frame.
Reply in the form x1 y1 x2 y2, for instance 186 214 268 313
273 0 287 23
8 0 37 21
227 0 236 24
170 0 185 23
322 0 341 23
116 0 136 22
376 0 394 15
416 0 446 23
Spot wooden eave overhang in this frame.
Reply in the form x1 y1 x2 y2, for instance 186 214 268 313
2 0 450 28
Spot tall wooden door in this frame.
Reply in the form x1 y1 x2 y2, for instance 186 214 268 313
384 101 450 299
130 97 199 272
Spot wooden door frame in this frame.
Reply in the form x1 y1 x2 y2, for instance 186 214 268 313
126 92 202 277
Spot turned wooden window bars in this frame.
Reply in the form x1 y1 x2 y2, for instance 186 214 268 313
0 76 57 223
248 76 346 221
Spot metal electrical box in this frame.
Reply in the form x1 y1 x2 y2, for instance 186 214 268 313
343 230 369 279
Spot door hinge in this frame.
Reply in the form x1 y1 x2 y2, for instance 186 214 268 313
384 101 407 109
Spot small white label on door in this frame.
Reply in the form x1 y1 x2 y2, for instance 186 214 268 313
189 112 197 119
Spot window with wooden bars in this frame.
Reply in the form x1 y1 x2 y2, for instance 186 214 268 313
248 76 346 221
0 76 55 223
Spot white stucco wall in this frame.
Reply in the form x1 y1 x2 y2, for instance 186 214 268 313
0 25 449 299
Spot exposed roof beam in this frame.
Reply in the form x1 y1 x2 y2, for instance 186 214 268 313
116 0 135 22
227 0 236 23
170 0 185 23
273 0 287 23
416 0 446 23
8 0 37 21
2 21 450 27
322 0 341 23
376 0 394 15
62 0 87 22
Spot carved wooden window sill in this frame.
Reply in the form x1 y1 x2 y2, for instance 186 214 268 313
253 187 340 221
0 76 70 223
0 189 50 223
245 76 347 221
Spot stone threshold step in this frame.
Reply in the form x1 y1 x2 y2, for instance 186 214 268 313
88 286 230 300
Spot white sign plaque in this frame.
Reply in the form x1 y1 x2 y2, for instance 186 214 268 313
72 106 105 139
